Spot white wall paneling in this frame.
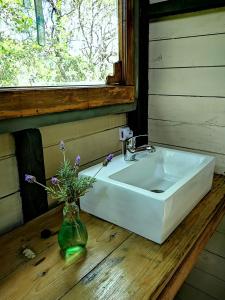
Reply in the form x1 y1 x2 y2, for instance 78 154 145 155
41 114 126 206
149 8 225 174
149 68 225 97
149 95 225 126
149 35 225 68
40 114 126 148
0 157 19 199
0 133 22 234
0 193 23 235
149 7 225 40
44 126 123 179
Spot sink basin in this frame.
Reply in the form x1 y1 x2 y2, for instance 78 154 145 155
80 147 215 244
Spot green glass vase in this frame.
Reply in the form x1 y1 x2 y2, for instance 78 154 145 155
58 202 88 260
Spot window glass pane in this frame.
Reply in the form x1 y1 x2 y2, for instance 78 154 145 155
0 0 118 87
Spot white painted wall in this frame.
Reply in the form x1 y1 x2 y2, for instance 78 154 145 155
40 114 126 207
148 7 225 174
0 114 126 234
0 134 23 234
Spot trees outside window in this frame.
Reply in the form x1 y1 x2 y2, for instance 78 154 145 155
0 0 118 87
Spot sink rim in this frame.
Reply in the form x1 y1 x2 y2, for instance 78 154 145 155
81 146 215 201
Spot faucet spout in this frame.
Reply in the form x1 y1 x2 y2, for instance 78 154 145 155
124 134 156 161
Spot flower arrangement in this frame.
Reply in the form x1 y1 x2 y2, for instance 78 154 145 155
25 140 113 206
25 140 113 258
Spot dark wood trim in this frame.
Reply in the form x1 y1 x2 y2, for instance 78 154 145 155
128 0 148 135
149 0 225 19
0 85 135 120
0 102 136 134
106 61 123 84
13 129 48 222
124 0 134 85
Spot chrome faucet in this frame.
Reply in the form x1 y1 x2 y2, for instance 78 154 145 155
123 134 156 161
119 127 156 161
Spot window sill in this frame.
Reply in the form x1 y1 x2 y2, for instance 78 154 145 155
0 85 135 120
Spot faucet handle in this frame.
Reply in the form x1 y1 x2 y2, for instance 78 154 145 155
130 134 149 149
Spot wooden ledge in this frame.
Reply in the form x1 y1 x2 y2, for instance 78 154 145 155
0 175 224 299
0 85 135 120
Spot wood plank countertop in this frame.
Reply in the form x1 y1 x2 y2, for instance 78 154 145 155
0 175 224 300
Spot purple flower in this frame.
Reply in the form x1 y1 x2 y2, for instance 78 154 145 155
102 153 113 166
75 155 81 166
51 177 59 185
106 154 113 162
59 140 65 151
25 174 36 183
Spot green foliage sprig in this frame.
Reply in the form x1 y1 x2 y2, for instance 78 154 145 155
25 140 113 205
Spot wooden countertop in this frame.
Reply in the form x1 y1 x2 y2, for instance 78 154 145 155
0 175 224 300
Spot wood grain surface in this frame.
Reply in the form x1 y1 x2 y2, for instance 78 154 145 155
0 175 224 300
0 86 134 120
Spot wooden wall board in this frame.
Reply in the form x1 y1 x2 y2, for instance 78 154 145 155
149 7 225 40
185 267 225 300
175 282 215 300
148 95 225 127
44 127 122 179
149 34 225 68
148 7 225 174
0 193 23 235
0 133 15 158
149 119 225 155
205 232 225 258
149 68 225 97
0 157 19 199
217 216 225 234
195 250 225 281
40 114 126 147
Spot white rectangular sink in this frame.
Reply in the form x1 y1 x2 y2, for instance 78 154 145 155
80 147 215 244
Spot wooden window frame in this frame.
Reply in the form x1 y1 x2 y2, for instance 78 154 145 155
149 0 225 19
0 0 135 120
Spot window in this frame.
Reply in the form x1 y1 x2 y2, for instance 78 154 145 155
0 0 135 120
0 0 119 87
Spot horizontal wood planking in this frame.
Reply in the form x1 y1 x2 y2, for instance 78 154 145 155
149 119 225 155
205 231 225 258
149 68 225 97
0 157 19 199
149 34 225 68
185 267 225 300
0 208 131 299
195 250 225 281
149 7 225 40
217 216 225 234
44 127 123 179
40 114 126 147
0 133 15 158
148 95 225 127
149 142 225 175
0 193 23 235
175 282 216 300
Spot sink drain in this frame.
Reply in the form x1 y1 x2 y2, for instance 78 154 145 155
150 189 164 193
